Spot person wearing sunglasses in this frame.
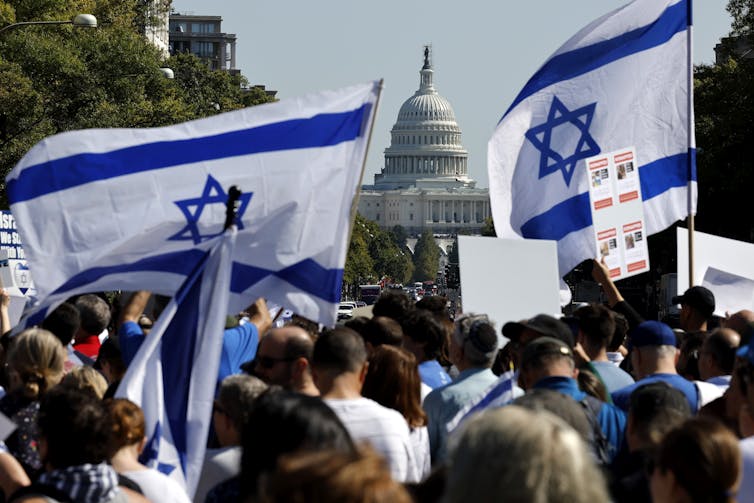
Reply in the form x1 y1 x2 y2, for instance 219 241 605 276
246 325 319 396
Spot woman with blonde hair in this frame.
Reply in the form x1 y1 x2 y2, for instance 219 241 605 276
0 328 65 479
106 398 190 503
59 365 109 399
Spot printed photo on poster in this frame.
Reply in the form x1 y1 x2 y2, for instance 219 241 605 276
622 221 649 275
614 151 639 203
588 157 614 211
596 228 621 277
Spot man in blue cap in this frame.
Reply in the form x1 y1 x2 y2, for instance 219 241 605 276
611 321 699 413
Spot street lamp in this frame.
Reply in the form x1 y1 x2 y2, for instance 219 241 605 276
159 67 174 79
0 14 97 35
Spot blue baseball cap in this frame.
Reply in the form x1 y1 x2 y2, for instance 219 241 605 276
628 321 677 350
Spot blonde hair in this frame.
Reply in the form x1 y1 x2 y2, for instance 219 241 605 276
60 366 108 399
6 328 65 400
445 406 609 503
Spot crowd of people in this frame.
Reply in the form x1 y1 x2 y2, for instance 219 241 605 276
0 258 750 502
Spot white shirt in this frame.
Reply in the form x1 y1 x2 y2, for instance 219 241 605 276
325 397 418 482
410 425 431 481
123 468 190 503
193 446 241 503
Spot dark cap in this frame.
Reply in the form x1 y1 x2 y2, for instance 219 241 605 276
520 336 574 368
672 286 715 318
628 321 676 350
502 314 574 348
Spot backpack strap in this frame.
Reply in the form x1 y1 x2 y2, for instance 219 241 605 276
579 394 612 465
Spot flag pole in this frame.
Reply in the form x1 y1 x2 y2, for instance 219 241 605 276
686 0 695 286
348 80 385 231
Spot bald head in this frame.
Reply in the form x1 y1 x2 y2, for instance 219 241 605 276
699 328 740 380
254 325 316 390
724 310 754 340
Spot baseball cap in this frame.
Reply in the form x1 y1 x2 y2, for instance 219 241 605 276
628 320 677 350
672 286 715 318
502 314 574 348
520 336 574 368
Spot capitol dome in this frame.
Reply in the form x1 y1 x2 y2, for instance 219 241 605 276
374 46 473 190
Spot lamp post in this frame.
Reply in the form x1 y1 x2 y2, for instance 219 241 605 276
0 14 97 35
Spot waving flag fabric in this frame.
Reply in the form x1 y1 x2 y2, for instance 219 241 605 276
6 81 380 327
488 0 694 276
116 227 235 497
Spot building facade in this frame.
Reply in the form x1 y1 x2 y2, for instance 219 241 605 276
359 47 490 235
168 14 237 72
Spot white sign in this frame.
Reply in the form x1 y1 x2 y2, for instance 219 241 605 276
701 267 754 318
0 211 33 296
677 229 754 305
586 147 649 280
458 236 560 347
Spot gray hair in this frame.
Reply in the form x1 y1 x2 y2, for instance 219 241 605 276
453 314 497 366
218 374 268 430
74 294 111 335
444 406 609 503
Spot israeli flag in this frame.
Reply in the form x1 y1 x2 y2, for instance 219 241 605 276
488 0 694 276
446 370 520 433
6 81 380 327
116 226 235 497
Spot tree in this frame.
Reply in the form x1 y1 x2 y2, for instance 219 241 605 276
481 216 496 237
0 0 274 206
412 230 440 281
693 1 754 242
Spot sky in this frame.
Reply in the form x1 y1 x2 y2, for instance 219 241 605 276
172 0 734 188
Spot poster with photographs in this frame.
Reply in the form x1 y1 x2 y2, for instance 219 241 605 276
588 157 614 211
586 147 649 280
596 228 621 278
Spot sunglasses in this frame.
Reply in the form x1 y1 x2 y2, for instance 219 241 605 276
254 355 298 369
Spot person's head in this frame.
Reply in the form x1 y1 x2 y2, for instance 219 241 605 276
362 316 404 349
252 325 316 392
74 294 111 336
626 381 691 452
451 314 498 371
311 327 368 394
362 345 426 428
573 303 615 355
95 337 127 384
512 388 592 445
256 447 412 503
240 389 355 498
214 374 268 447
677 331 706 381
38 387 113 469
6 328 66 400
502 314 574 368
41 302 80 347
106 398 146 453
722 310 754 344
372 290 415 324
59 365 109 399
609 312 629 352
651 417 741 503
444 406 609 503
402 309 447 363
699 328 740 381
519 336 576 390
628 321 679 379
672 286 715 332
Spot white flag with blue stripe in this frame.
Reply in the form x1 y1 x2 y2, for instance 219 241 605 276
488 0 695 276
116 226 235 497
6 81 380 327
446 370 520 433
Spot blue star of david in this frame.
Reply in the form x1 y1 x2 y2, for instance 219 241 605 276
169 175 252 244
524 95 601 186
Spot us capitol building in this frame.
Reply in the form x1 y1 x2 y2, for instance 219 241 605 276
358 47 490 235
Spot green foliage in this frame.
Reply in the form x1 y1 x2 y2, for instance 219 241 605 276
344 215 414 288
412 230 440 281
728 0 754 36
481 216 496 237
0 0 275 206
694 54 754 241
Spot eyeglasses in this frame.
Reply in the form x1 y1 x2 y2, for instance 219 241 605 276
253 355 298 369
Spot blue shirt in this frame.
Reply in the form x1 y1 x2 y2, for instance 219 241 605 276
611 373 699 413
590 361 635 394
423 367 498 464
534 376 626 461
418 360 452 389
119 321 259 389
